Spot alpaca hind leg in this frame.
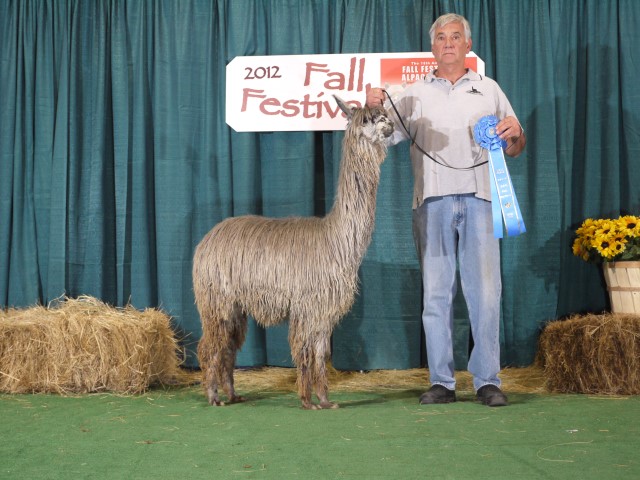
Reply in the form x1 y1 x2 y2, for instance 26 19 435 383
197 305 247 406
219 305 248 404
217 348 244 404
197 322 223 406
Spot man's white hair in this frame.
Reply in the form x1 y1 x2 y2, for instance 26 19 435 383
429 13 472 43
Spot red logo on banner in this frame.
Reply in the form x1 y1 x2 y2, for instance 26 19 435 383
380 57 479 86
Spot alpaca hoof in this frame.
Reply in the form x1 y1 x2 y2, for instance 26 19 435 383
301 401 339 410
206 388 222 406
207 395 245 406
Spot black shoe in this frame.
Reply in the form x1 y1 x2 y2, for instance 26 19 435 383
476 384 508 407
419 385 456 404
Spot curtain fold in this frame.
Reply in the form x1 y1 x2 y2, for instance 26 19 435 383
1 0 638 369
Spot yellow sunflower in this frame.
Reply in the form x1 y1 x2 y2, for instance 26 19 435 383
619 215 640 238
595 239 618 259
573 214 640 263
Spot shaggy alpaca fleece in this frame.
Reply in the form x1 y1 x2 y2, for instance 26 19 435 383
192 97 393 409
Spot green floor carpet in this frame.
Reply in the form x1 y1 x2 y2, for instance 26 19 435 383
1 386 638 479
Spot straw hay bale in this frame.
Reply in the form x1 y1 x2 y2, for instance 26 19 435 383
538 313 640 395
0 296 182 394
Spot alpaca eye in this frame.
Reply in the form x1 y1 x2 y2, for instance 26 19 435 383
365 113 379 124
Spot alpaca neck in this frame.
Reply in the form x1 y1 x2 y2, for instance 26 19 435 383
327 138 383 264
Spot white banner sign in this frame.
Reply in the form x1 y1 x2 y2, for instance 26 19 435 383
226 52 484 132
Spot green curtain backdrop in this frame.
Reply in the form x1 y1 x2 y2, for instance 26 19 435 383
1 0 638 369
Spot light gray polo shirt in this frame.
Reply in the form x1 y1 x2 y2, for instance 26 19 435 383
384 69 519 209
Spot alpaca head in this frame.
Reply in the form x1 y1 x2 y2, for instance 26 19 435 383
334 95 394 145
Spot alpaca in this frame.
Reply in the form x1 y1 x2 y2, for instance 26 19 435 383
192 96 393 409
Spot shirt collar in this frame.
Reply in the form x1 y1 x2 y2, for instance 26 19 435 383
425 68 481 84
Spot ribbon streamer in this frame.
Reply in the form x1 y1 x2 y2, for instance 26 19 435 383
473 115 526 238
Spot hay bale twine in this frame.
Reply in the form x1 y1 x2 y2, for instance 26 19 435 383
0 296 182 394
538 313 640 395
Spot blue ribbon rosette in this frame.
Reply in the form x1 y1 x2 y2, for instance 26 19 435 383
473 115 526 238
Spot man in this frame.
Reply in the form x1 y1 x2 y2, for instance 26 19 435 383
366 13 526 407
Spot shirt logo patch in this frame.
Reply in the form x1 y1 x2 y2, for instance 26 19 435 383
467 86 483 96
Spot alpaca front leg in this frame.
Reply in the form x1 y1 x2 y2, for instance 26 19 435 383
298 357 337 409
297 364 316 410
289 320 315 408
313 364 338 409
313 335 338 409
290 320 337 410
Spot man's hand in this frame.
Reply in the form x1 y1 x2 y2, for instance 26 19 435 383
366 87 385 108
497 116 526 157
496 116 522 142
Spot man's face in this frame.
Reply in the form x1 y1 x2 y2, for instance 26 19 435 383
431 21 471 67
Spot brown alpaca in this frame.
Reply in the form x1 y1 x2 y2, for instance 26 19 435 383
192 96 393 409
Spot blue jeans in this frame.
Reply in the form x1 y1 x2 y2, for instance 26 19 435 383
412 194 502 392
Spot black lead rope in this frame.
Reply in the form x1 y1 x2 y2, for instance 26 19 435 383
382 89 488 171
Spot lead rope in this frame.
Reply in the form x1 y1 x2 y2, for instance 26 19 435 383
382 89 488 170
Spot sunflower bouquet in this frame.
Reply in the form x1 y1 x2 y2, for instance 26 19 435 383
572 215 640 263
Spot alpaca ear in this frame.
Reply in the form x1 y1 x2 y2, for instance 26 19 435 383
334 95 355 120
